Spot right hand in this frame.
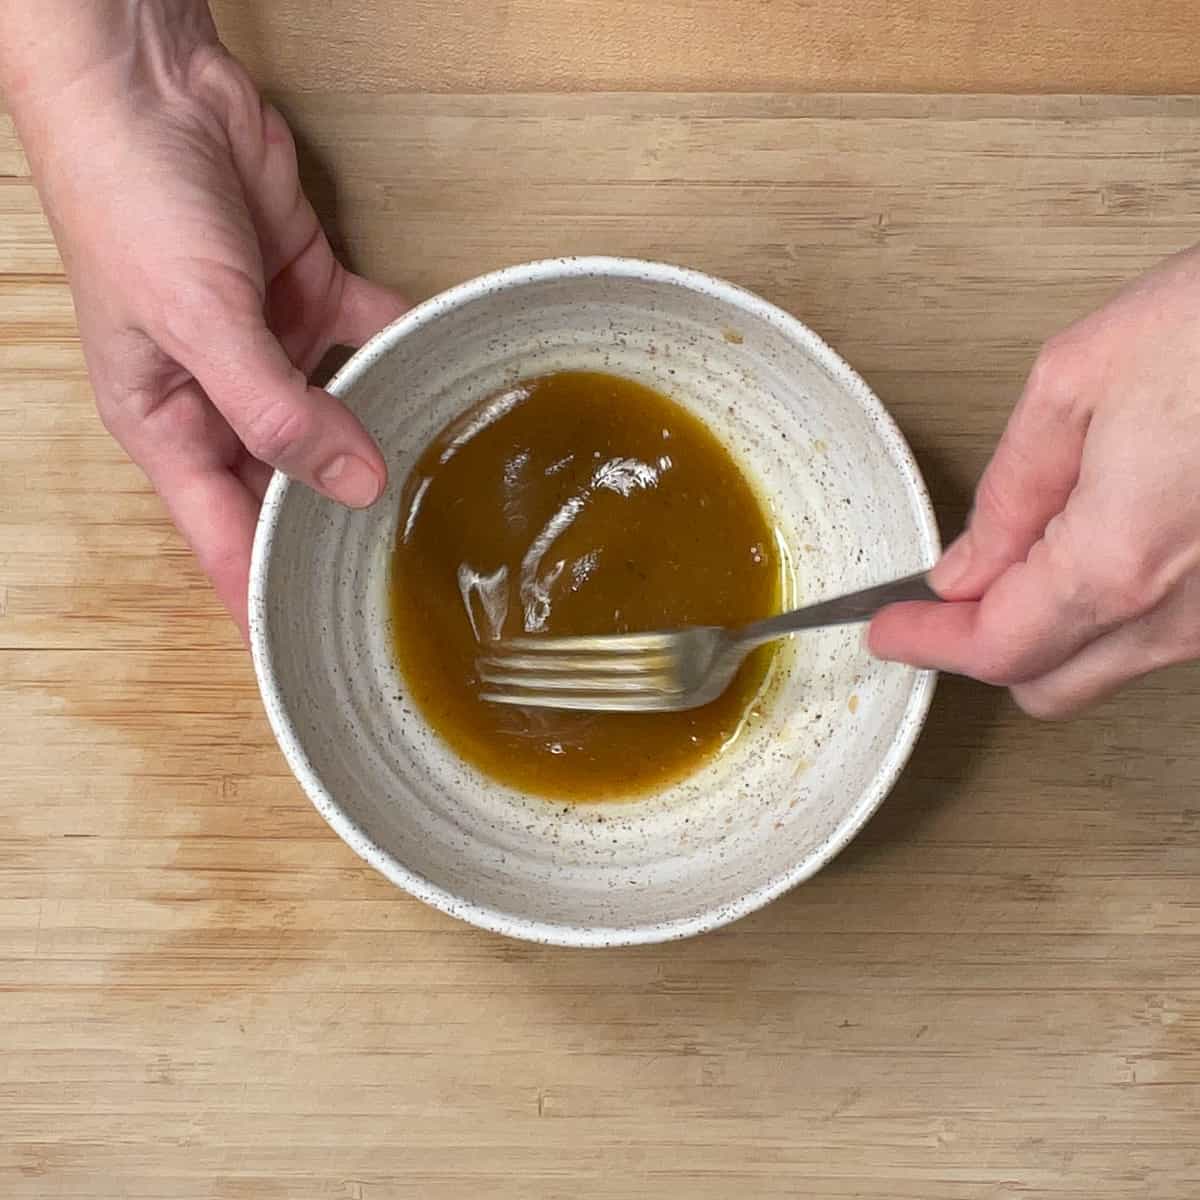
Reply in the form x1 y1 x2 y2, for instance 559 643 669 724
870 244 1200 718
17 29 405 636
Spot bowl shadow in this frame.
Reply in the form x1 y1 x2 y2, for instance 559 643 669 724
284 105 386 387
476 419 1006 1032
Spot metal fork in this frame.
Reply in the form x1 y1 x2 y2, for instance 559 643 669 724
477 571 938 713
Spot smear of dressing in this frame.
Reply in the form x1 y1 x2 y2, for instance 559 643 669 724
389 370 782 801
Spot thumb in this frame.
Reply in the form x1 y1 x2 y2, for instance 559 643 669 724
932 343 1090 600
168 303 387 509
870 494 1113 685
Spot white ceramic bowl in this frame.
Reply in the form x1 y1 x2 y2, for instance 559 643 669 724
249 257 938 947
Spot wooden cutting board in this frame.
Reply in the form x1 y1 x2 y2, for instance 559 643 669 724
3 94 1200 1199
208 0 1200 94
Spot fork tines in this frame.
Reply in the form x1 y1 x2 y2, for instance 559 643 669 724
476 632 681 710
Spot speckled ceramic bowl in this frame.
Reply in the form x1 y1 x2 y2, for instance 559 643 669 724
249 257 938 946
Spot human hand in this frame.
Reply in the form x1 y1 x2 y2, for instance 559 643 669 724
870 245 1200 718
4 5 405 636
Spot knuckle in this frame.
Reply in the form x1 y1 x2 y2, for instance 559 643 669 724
1027 332 1084 404
187 43 257 115
1037 529 1158 630
97 381 168 441
1173 611 1200 664
189 47 294 163
976 654 1025 689
262 101 297 154
1011 682 1073 722
103 384 215 473
1174 631 1200 668
157 278 255 352
1137 593 1200 670
157 313 199 358
241 400 312 465
970 637 1030 688
972 466 1024 532
1087 552 1159 626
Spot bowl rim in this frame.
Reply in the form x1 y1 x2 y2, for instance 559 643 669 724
249 254 940 948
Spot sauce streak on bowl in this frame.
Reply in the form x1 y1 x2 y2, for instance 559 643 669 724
389 370 782 801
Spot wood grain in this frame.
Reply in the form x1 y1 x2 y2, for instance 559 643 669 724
4 92 1200 1198
209 1 1200 95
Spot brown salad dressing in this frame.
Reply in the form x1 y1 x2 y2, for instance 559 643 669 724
389 370 782 801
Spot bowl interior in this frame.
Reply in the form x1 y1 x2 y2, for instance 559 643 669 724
250 259 938 945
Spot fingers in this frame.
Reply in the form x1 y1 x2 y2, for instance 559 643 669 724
1010 574 1200 718
870 512 1127 684
1008 623 1155 720
234 451 274 502
156 458 260 640
192 55 314 280
165 298 387 509
932 338 1091 600
107 380 262 639
274 266 408 377
333 272 408 348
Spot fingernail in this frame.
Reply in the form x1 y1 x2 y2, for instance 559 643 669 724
317 454 383 508
930 532 973 595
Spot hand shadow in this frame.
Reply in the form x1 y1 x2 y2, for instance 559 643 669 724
279 103 362 387
363 430 1007 1056
837 672 1007 864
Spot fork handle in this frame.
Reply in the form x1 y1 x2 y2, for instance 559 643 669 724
735 571 939 649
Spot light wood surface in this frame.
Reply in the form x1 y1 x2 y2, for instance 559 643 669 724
210 0 1200 95
6 91 1200 1198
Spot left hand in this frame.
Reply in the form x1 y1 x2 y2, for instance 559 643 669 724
5 10 407 637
